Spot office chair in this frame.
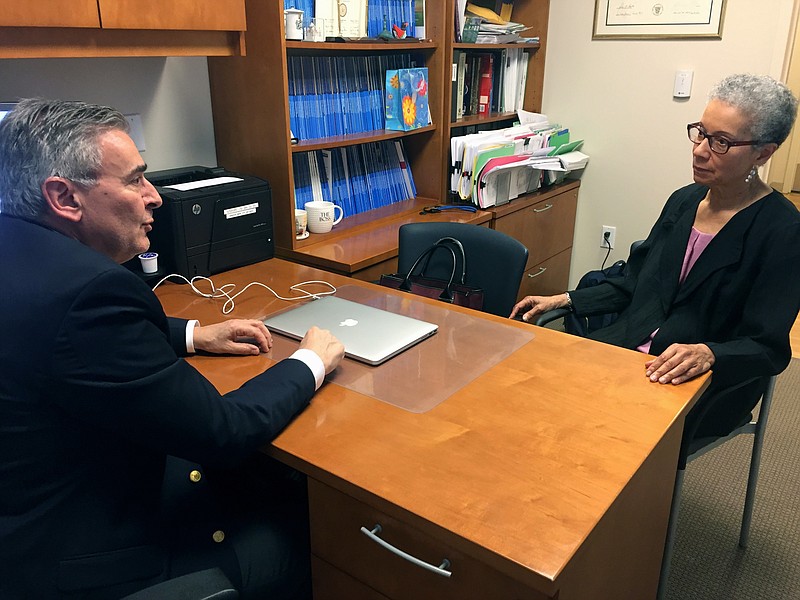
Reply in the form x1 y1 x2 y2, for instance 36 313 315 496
116 457 240 599
655 374 776 599
119 567 238 600
396 222 529 317
531 240 644 334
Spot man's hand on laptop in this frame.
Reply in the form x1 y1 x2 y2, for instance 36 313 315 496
300 326 345 374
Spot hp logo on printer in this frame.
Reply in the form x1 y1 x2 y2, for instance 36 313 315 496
192 204 202 215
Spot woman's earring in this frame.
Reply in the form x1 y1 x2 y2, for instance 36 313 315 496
745 165 758 183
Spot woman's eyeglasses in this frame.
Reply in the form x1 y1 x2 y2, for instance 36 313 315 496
687 123 761 155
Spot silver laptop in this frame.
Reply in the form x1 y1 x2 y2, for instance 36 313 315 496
263 295 438 365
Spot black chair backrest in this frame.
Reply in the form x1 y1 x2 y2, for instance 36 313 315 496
397 222 529 317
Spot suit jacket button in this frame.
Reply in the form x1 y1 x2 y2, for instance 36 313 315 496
212 530 225 543
189 469 202 483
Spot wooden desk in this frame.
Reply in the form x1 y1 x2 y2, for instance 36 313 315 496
156 259 710 600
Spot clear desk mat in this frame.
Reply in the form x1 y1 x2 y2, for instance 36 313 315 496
266 285 535 413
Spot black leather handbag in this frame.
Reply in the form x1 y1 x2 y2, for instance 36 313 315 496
379 237 485 310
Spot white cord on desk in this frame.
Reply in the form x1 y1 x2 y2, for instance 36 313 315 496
152 274 337 315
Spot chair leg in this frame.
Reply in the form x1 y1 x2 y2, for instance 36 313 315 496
739 377 776 548
657 468 686 600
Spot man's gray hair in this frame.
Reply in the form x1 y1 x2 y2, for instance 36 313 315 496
0 98 129 219
709 74 798 147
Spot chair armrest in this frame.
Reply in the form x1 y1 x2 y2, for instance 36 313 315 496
533 308 573 327
677 376 769 469
119 568 238 600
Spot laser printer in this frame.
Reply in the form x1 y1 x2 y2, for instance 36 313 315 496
133 166 274 279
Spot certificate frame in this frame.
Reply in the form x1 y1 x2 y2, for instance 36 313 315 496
593 0 726 40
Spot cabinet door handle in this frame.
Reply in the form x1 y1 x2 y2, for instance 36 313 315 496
527 267 547 278
360 525 452 578
532 203 554 213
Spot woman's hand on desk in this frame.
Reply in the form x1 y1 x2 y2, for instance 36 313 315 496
510 294 570 322
194 319 273 355
645 343 715 385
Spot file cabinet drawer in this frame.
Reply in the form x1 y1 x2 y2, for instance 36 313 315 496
493 188 578 271
309 479 548 600
518 248 572 300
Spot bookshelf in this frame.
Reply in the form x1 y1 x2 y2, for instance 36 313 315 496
442 0 551 200
207 0 573 290
443 1 580 297
209 1 463 280
290 125 436 153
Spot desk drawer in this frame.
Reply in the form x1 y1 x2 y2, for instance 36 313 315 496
309 479 548 600
312 555 391 600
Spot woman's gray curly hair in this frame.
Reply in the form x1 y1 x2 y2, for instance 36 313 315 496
710 73 798 147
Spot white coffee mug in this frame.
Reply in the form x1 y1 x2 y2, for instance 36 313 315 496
305 201 344 234
294 208 308 237
284 9 304 41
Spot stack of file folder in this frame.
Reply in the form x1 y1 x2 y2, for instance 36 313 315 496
293 140 417 217
455 0 539 43
449 113 589 208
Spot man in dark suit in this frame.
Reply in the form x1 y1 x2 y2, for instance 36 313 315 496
0 98 344 599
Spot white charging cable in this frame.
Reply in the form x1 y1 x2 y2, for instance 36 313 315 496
152 274 336 315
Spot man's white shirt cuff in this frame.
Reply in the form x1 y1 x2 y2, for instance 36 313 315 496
289 348 326 391
185 319 200 353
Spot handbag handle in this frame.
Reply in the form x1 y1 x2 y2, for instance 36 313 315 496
401 241 459 303
432 237 467 285
416 237 468 285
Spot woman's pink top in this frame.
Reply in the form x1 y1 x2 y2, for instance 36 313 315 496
636 227 716 353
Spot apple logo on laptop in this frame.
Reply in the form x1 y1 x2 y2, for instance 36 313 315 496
339 318 358 327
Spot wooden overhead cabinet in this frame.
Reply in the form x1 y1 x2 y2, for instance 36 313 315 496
0 0 247 58
98 0 245 32
0 0 100 27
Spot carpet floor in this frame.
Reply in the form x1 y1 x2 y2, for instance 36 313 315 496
663 359 800 599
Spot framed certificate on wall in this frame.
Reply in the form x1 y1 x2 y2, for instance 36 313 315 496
593 0 726 40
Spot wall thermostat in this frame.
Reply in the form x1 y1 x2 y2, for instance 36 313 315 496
674 70 694 98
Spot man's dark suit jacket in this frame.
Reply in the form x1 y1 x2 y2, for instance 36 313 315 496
0 215 316 598
571 184 800 434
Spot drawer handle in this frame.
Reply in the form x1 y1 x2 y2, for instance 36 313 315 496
532 203 553 213
360 525 452 578
527 267 547 278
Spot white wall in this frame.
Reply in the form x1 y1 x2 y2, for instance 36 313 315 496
0 56 217 171
2 3 796 279
543 0 796 286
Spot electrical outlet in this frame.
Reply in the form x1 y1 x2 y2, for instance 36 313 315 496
601 225 616 249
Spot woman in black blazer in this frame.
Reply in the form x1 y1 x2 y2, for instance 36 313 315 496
511 73 800 437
